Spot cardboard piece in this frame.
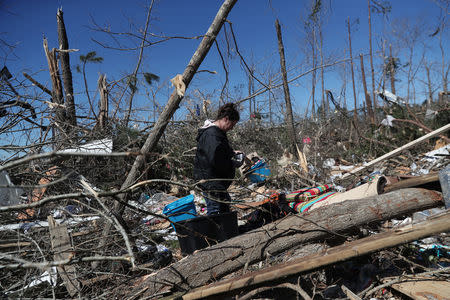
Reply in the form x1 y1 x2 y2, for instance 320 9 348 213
310 175 386 211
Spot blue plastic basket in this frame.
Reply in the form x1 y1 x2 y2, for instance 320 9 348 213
248 160 271 183
163 194 197 230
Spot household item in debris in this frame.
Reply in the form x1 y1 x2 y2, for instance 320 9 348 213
309 175 387 211
174 211 238 255
163 195 197 230
439 164 450 209
248 159 271 183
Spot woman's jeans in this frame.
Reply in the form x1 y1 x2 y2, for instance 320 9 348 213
203 191 231 215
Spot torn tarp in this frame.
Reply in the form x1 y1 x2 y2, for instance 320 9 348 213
375 89 406 105
58 139 113 154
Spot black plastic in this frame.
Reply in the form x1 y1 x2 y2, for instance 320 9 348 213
174 211 238 255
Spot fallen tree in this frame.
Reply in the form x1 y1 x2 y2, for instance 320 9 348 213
183 210 450 299
121 188 443 298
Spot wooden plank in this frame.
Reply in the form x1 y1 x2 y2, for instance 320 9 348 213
0 241 31 248
123 188 443 298
182 211 450 299
341 123 450 178
384 173 439 193
386 278 450 300
48 216 80 297
341 284 362 300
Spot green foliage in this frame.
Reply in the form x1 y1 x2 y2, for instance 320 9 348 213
144 72 160 86
80 51 104 63
127 75 137 93
428 106 450 130
113 123 142 150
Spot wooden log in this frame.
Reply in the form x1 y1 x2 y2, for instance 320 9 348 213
341 285 362 300
48 216 80 297
183 210 450 299
384 173 439 193
275 19 298 156
0 241 31 248
382 276 450 300
341 123 450 179
97 74 108 129
57 8 77 129
123 188 443 298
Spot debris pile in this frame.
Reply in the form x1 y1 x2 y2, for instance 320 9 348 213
1 117 448 299
0 3 449 298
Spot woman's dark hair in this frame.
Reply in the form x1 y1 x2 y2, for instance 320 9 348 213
216 103 240 122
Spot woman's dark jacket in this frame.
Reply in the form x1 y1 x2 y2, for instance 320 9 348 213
193 125 235 192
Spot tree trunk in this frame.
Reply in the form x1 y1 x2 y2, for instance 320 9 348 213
360 54 374 125
57 8 77 130
347 18 358 127
93 0 238 268
389 44 396 94
97 74 108 129
367 0 377 123
424 61 433 107
184 211 450 300
124 188 443 298
43 37 66 146
438 22 448 94
311 32 316 119
319 28 326 117
275 19 298 156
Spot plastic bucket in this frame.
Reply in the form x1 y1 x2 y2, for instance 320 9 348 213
174 211 238 255
162 195 197 230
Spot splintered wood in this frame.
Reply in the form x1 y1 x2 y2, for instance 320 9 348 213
48 216 80 297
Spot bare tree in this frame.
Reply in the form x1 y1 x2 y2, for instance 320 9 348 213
360 54 375 124
123 0 155 127
367 0 377 122
275 19 298 156
347 17 359 125
57 8 77 131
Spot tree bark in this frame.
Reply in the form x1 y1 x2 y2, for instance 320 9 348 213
367 0 377 123
97 74 108 129
184 210 450 300
319 27 326 117
389 44 396 94
424 61 433 107
384 173 439 193
123 188 443 298
57 8 77 130
43 37 66 145
347 18 358 127
275 19 298 156
311 30 316 119
23 72 52 96
94 0 238 268
360 54 374 125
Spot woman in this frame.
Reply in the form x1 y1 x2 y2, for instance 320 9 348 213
193 103 241 215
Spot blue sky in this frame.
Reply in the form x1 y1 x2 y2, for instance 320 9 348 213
1 0 447 125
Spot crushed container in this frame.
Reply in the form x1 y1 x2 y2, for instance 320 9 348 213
174 211 238 255
162 195 197 230
248 159 271 183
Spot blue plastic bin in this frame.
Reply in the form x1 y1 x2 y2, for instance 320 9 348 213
248 160 271 183
163 195 197 230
